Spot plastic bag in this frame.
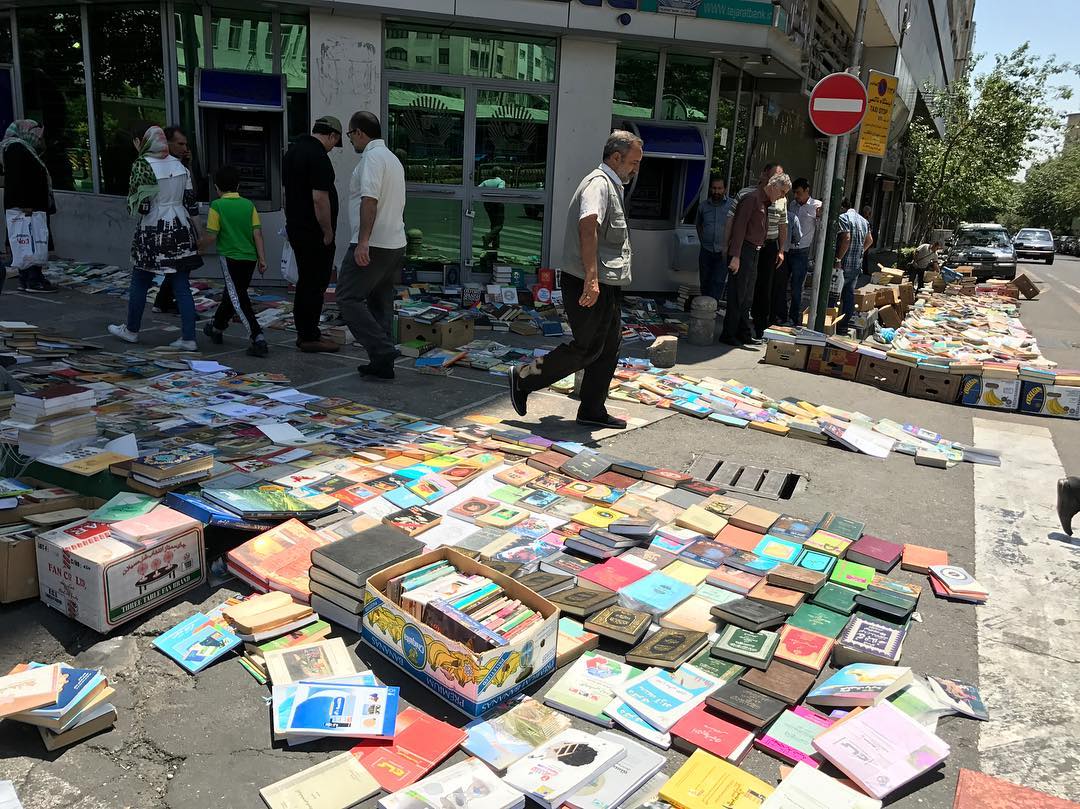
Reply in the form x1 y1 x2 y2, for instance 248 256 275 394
6 210 49 270
279 228 298 285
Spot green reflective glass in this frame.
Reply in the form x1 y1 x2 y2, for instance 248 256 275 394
613 49 659 119
405 197 462 265
388 83 465 185
472 201 543 275
663 54 712 121
384 23 555 82
475 91 549 191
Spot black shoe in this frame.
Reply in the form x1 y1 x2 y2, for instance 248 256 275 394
247 340 269 357
744 337 764 346
720 337 743 347
1058 476 1080 535
203 322 224 344
358 360 395 380
576 412 627 430
507 367 528 417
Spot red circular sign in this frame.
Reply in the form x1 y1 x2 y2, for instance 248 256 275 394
808 72 868 137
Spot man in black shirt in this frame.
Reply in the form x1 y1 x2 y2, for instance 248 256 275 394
284 115 341 352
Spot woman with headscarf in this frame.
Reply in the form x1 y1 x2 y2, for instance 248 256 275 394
108 123 202 350
1 119 57 293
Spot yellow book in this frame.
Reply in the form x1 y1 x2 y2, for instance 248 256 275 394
660 749 774 809
662 560 710 587
62 451 134 476
803 530 852 557
571 506 627 529
797 401 829 418
676 505 728 537
749 421 790 436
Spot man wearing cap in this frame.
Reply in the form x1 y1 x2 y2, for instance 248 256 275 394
283 115 342 353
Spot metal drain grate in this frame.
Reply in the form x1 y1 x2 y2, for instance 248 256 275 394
687 455 807 501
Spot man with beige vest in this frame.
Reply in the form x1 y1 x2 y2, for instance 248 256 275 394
508 130 643 430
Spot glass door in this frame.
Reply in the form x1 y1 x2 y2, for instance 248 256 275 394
387 78 553 283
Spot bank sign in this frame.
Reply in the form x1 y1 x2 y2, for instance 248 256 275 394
579 0 774 25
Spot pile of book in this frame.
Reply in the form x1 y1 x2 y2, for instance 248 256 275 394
122 449 215 496
0 321 40 354
0 662 117 751
9 383 97 458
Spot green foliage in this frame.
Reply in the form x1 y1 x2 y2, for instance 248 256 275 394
1016 145 1080 234
906 44 1077 241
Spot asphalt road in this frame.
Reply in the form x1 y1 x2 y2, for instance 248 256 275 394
0 256 1077 808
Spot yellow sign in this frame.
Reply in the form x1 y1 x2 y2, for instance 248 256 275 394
856 70 898 158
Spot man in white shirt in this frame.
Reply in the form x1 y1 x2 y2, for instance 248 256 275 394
340 111 407 380
784 178 822 325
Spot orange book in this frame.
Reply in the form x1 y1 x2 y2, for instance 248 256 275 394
901 544 948 574
716 524 763 553
0 664 62 718
774 625 834 673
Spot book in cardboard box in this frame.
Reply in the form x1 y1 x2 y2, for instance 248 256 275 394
36 519 205 633
362 547 558 717
960 375 1019 411
1018 381 1080 419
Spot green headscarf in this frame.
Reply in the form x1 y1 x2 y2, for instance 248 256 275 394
126 125 170 216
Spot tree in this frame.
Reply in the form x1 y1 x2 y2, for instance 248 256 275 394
1016 145 1080 234
905 44 1077 241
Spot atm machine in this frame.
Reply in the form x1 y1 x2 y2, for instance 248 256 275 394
195 69 284 210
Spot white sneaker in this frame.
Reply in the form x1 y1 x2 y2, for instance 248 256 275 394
108 324 139 343
169 338 198 351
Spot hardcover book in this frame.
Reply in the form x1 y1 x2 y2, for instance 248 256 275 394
670 703 755 763
548 586 618 619
709 598 787 631
746 580 806 614
710 626 779 670
625 628 709 669
752 536 802 564
774 625 834 672
767 563 826 594
795 549 836 576
739 660 816 705
584 605 652 645
706 566 762 595
900 543 948 573
705 681 788 728
845 535 902 571
834 615 906 665
816 512 865 541
577 557 649 592
810 582 859 616
767 515 818 544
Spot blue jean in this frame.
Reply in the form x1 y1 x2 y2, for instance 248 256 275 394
786 248 811 324
698 248 728 301
840 263 861 334
126 269 195 341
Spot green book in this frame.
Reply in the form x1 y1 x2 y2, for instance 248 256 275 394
89 492 160 522
817 512 865 541
795 549 836 576
684 649 746 683
490 485 530 504
786 603 849 639
757 709 828 763
829 560 876 590
711 625 779 670
810 582 859 615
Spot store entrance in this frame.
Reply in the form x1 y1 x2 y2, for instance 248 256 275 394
385 78 553 285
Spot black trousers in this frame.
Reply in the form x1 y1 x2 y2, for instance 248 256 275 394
521 272 622 418
752 238 780 334
722 242 760 342
907 267 926 291
291 238 335 343
153 280 176 311
212 257 263 340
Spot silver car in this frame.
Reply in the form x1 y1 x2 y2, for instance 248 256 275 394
1013 228 1055 265
946 224 1017 280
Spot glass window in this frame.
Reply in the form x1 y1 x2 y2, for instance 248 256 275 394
404 197 461 266
16 9 91 192
212 10 271 73
475 90 549 191
472 201 543 275
384 23 555 82
88 4 167 196
388 83 465 185
614 48 659 119
175 4 205 196
0 14 12 63
415 55 431 65
662 54 711 122
626 161 675 223
438 48 450 66
282 15 309 144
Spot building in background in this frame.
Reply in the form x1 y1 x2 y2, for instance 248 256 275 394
0 0 970 291
1065 112 1080 149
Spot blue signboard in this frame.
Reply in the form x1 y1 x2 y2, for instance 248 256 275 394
639 0 773 24
197 69 284 111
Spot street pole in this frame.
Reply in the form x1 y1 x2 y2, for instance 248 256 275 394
725 67 744 191
854 152 868 210
834 0 869 208
809 135 838 330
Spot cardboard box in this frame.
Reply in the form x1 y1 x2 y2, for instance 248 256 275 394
856 356 911 394
907 370 961 404
763 341 809 370
807 346 860 381
875 286 899 307
362 547 558 717
898 282 915 306
877 304 902 329
1 533 38 603
854 289 877 312
960 375 1020 411
36 526 205 634
435 318 475 349
1019 381 1080 419
0 482 103 526
801 308 843 336
396 317 440 346
1013 274 1039 299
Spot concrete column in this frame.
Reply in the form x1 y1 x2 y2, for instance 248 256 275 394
547 37 617 269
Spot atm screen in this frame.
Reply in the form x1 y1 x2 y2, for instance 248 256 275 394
223 126 271 201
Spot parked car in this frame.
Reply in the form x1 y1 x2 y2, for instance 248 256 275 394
1013 228 1055 264
945 223 1017 280
1061 235 1080 256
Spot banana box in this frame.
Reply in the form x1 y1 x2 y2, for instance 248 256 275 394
362 547 558 717
1019 381 1080 419
960 375 1020 411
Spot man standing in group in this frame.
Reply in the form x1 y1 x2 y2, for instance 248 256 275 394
727 163 788 333
783 178 822 326
283 115 342 353
508 130 643 430
835 198 873 335
695 175 733 301
152 126 196 315
908 240 941 291
721 172 792 347
339 111 407 380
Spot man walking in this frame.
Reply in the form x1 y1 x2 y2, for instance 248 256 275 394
695 175 733 301
835 198 873 335
783 178 822 326
727 163 787 333
153 126 196 315
721 172 792 347
340 111 407 380
508 131 643 430
283 115 341 353
908 240 941 291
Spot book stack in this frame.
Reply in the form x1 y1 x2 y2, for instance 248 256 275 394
1 662 117 751
928 564 988 603
676 283 702 310
109 505 200 549
307 524 421 631
219 591 320 644
226 520 334 602
10 384 97 458
127 449 215 496
0 321 40 353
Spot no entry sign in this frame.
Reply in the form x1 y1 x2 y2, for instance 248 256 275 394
809 72 868 137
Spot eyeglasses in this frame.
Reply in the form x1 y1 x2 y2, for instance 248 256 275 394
346 129 360 137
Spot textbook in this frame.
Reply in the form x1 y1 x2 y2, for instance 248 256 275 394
6 663 107 731
544 652 637 726
563 730 665 809
284 681 399 738
153 612 241 674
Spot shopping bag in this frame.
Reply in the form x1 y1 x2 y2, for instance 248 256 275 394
6 210 50 271
829 264 843 296
279 229 299 285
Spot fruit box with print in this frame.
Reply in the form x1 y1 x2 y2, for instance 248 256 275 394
1019 381 1080 420
362 547 559 718
36 524 205 634
960 376 1020 411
